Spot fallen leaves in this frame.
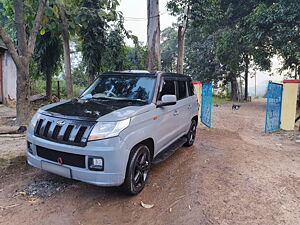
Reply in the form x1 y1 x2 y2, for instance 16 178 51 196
0 204 20 210
140 201 154 209
28 198 39 203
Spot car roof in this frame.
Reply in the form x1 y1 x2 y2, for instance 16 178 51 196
101 70 191 79
101 70 157 76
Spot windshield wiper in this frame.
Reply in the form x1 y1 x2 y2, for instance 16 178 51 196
91 96 115 100
114 98 148 103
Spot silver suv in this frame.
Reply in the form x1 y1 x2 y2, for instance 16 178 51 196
27 71 198 194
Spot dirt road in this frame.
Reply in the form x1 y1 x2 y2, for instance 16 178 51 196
0 100 299 225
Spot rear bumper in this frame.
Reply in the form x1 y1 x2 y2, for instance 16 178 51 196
26 134 130 186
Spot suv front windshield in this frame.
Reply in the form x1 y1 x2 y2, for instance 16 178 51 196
80 75 157 103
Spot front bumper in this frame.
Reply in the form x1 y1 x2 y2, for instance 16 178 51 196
26 134 130 186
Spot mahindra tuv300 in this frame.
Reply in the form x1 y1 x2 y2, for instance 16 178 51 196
27 71 198 194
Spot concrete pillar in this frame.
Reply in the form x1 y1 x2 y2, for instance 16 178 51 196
281 80 300 130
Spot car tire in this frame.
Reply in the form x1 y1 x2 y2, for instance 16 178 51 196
121 144 151 195
184 120 197 147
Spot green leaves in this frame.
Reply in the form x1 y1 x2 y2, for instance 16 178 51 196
39 28 46 35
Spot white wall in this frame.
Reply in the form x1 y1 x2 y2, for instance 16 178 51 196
2 51 17 102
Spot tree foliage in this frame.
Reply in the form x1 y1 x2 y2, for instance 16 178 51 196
166 0 300 99
161 26 177 72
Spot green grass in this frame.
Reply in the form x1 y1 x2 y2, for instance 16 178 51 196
212 95 230 104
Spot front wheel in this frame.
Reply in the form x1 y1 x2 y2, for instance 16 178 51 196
184 120 197 147
121 144 151 195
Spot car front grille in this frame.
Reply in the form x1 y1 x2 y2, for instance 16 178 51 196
34 117 96 147
36 145 86 168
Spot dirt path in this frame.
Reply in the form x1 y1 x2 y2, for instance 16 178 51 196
0 100 299 225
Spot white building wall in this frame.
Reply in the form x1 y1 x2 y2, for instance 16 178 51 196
2 51 17 102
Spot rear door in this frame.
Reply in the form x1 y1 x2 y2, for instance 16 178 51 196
187 79 199 122
175 78 191 136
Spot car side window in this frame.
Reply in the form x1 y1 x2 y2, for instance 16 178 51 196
158 79 176 100
178 80 188 100
188 81 195 96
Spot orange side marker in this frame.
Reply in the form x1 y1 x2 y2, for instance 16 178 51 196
153 116 158 120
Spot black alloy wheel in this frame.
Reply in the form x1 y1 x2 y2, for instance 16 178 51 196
184 120 197 147
122 144 151 195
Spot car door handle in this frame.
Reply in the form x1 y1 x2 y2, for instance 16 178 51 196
173 110 179 116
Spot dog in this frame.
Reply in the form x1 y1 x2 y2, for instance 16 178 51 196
232 104 241 110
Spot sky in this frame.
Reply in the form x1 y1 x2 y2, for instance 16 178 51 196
118 0 176 45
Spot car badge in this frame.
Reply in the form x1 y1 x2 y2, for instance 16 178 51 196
57 120 66 126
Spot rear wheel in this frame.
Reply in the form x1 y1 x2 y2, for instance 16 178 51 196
121 144 151 195
184 120 197 147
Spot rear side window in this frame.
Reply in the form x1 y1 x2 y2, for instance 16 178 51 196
188 81 195 96
178 81 187 100
159 79 175 100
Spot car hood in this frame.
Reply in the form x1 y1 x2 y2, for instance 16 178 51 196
40 99 150 121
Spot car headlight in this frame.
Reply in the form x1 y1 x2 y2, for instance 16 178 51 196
88 118 130 141
29 113 40 130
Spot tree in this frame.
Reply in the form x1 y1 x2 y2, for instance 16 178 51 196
127 45 148 70
171 0 274 100
33 32 62 100
167 0 190 74
77 0 120 82
101 26 131 71
0 0 47 124
59 1 73 99
147 0 161 71
161 26 177 72
248 1 300 80
176 4 189 74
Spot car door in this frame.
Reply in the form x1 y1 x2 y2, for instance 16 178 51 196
175 79 191 136
153 77 180 152
187 79 199 122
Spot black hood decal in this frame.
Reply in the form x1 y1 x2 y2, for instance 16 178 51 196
45 99 145 120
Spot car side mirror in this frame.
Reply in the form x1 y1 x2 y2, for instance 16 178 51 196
157 95 177 107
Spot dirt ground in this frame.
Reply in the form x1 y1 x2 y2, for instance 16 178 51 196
0 100 299 225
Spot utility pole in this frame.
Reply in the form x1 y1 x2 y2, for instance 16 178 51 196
147 0 161 71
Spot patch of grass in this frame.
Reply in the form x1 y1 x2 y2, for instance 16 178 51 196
212 95 230 104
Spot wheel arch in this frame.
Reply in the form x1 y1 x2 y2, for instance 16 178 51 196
192 115 198 125
132 138 154 160
125 137 155 164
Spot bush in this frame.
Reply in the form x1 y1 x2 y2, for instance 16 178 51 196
31 78 87 99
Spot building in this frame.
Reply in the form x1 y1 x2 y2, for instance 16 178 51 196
0 45 17 104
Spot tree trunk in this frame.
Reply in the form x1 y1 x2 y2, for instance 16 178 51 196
0 0 47 125
244 54 249 101
147 0 161 71
59 4 73 99
46 72 52 100
16 62 31 125
177 5 189 74
231 76 238 102
177 26 185 74
89 74 95 84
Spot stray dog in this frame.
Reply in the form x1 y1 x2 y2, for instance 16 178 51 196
232 104 241 110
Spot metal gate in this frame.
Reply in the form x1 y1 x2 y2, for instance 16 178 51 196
265 81 283 133
201 83 213 128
